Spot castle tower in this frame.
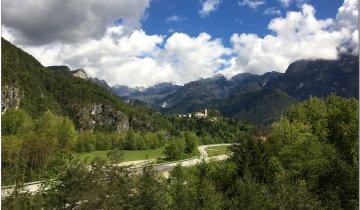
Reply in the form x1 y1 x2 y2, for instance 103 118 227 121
204 109 208 118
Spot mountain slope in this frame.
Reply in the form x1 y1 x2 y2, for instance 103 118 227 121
265 55 359 100
153 55 358 124
1 38 164 132
157 72 281 113
217 88 297 124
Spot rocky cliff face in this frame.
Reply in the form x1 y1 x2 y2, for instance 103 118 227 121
1 85 22 113
76 104 129 132
71 69 88 80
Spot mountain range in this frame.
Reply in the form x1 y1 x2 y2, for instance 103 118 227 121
3 36 358 126
106 55 358 124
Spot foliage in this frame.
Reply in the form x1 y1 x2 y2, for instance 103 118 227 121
133 165 169 210
163 137 186 161
2 109 33 136
219 88 297 125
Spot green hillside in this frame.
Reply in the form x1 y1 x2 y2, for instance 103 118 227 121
218 88 297 124
1 38 164 131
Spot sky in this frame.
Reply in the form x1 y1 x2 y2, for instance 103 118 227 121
2 0 358 87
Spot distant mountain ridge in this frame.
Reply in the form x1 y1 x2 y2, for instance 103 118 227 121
110 82 181 104
265 54 359 100
111 55 358 124
154 71 283 114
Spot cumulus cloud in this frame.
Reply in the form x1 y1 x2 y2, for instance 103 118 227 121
335 0 358 30
199 0 222 17
2 0 150 45
264 7 282 16
334 0 358 54
160 33 231 83
6 26 230 87
222 2 358 78
239 0 266 9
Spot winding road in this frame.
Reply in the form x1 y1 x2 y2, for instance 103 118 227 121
2 144 232 197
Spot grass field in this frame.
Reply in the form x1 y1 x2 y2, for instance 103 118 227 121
76 147 165 163
205 145 230 157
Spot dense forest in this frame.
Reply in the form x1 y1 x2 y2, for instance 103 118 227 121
2 95 358 210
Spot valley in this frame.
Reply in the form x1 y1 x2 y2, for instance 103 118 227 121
2 37 358 209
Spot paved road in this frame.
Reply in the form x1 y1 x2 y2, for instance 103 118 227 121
2 144 232 197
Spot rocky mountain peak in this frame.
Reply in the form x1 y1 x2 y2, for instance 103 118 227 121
71 69 88 80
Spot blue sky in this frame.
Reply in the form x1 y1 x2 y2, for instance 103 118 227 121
2 0 358 87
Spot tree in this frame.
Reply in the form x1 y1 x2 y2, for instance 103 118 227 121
269 95 359 209
184 131 200 154
230 133 271 183
163 137 185 161
35 111 77 151
193 161 224 210
75 132 96 152
2 109 33 136
229 173 271 210
2 136 27 185
271 173 323 210
167 165 195 210
286 96 328 142
326 94 358 164
56 117 77 151
124 129 146 150
134 165 168 210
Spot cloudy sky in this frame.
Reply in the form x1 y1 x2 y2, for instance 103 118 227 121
2 0 358 87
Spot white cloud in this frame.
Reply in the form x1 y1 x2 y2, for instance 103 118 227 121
264 7 282 16
161 32 231 83
335 0 358 30
2 0 357 87
278 0 310 8
199 0 222 17
334 0 359 55
2 0 150 45
6 26 231 87
239 0 266 9
278 0 291 7
166 15 187 22
222 2 358 78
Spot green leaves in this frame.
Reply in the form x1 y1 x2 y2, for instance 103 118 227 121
2 109 33 136
163 137 186 161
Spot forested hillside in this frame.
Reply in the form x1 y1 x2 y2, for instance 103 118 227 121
3 95 358 209
1 38 167 132
1 38 255 186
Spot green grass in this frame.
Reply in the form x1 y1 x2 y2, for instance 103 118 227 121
76 147 165 163
205 145 229 157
